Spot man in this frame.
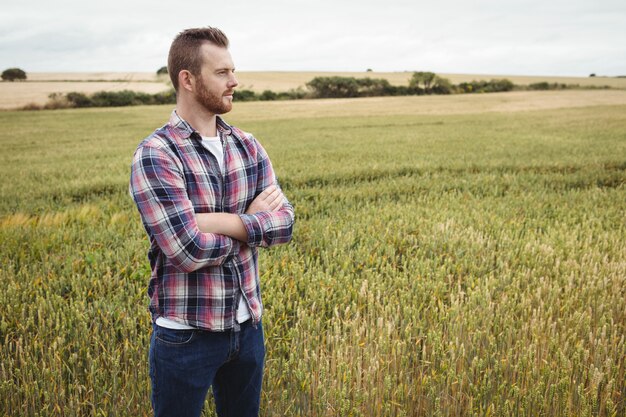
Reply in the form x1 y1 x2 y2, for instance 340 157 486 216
129 27 295 417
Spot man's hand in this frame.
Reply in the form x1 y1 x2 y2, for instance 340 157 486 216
246 185 285 214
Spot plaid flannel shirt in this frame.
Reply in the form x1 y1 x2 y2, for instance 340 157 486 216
130 111 294 331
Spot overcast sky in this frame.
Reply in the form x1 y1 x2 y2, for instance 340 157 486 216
1 0 625 76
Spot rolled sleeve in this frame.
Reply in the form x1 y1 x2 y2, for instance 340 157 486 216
239 200 295 248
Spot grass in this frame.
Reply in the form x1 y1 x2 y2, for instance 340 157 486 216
1 92 625 416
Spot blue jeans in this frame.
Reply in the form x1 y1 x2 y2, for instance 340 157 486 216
149 320 265 417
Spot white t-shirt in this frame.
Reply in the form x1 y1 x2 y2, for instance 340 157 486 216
155 134 251 329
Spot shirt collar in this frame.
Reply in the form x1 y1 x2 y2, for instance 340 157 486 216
168 110 233 140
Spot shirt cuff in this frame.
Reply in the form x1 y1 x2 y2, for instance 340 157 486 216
238 213 264 247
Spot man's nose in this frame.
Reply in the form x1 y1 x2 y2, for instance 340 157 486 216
229 73 238 88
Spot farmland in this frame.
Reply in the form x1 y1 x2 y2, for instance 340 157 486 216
1 91 625 416
2 71 626 109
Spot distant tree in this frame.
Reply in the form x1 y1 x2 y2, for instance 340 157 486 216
410 71 452 94
409 71 437 90
156 66 168 75
366 68 373 72
306 76 360 98
2 67 27 81
356 78 393 96
431 76 453 94
589 73 596 77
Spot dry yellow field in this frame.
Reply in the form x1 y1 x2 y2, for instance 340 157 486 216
229 89 626 121
0 72 169 109
440 73 626 88
25 72 162 82
235 71 626 91
1 71 625 110
0 81 171 109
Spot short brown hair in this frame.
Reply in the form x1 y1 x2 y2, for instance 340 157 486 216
167 27 229 91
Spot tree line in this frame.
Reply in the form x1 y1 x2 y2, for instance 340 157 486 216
17 71 605 110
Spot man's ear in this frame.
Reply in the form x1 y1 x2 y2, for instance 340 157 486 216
178 70 194 93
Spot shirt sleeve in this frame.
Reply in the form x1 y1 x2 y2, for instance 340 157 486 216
130 143 238 271
238 137 295 248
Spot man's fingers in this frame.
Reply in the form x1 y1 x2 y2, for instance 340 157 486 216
261 186 282 208
259 185 277 198
247 185 284 214
267 190 285 211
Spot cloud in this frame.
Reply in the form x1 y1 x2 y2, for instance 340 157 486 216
0 0 624 75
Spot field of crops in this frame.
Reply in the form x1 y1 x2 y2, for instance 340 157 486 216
1 91 625 416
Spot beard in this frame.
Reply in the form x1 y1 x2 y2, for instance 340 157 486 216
195 77 233 115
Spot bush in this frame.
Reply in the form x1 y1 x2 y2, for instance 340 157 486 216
234 89 257 102
528 82 551 90
307 76 399 98
458 79 515 93
2 67 27 81
91 90 139 107
89 90 165 107
431 77 453 94
157 66 168 75
356 78 393 97
384 85 421 96
153 89 176 104
42 93 71 109
278 88 309 100
488 79 515 92
528 82 571 90
259 90 278 101
233 88 307 102
40 89 176 109
306 76 360 98
66 92 94 107
21 103 42 111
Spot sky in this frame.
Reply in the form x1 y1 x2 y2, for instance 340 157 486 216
1 0 625 77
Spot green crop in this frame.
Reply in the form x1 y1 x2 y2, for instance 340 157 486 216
1 98 624 416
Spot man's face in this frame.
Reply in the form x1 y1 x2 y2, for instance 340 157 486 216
193 43 238 115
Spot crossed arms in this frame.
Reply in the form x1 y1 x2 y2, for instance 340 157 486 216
130 141 294 272
195 185 286 242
